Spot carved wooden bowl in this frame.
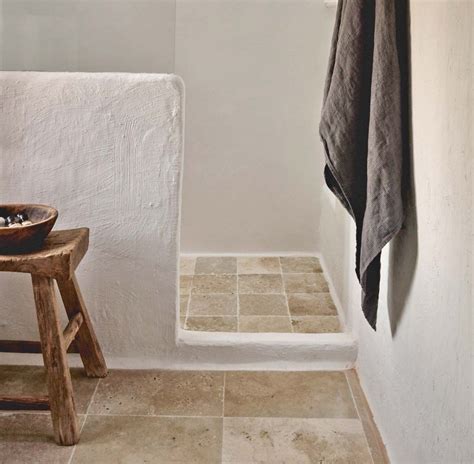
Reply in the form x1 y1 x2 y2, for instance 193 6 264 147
0 204 58 253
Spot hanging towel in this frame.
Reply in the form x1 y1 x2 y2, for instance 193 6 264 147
319 0 409 329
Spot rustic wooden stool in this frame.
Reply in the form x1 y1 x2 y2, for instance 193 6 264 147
0 228 107 445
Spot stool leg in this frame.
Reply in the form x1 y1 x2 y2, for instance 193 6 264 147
58 274 108 378
31 275 79 446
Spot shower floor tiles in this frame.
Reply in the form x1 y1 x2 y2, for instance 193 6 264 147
180 256 342 333
0 366 388 463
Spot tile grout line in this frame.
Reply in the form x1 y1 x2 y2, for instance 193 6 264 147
344 371 376 464
280 256 294 333
67 377 102 464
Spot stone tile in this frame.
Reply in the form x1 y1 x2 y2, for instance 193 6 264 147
288 293 337 316
222 417 372 464
237 257 281 274
73 415 222 464
292 316 342 333
195 256 237 274
0 413 84 464
186 316 238 332
239 316 292 333
283 273 329 293
224 371 357 418
280 256 322 273
88 370 224 416
180 317 186 328
239 294 289 316
180 256 196 275
0 365 98 414
192 275 237 294
180 294 189 316
180 275 193 296
238 274 283 294
188 294 238 316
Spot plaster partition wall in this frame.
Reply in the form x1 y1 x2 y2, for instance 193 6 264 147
318 1 473 462
177 0 334 253
0 72 357 370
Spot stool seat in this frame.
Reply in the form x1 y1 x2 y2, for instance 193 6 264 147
0 228 88 279
0 228 107 446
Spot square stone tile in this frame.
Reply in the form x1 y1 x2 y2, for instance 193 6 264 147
239 316 292 333
288 293 337 316
239 294 289 316
237 257 281 274
73 415 222 464
180 294 189 316
292 316 341 333
192 275 237 294
0 365 98 414
88 370 224 416
238 274 283 294
186 316 238 332
0 413 84 464
188 294 238 316
283 273 329 293
195 257 237 274
180 275 193 296
224 371 357 418
180 256 196 275
222 417 372 464
280 256 322 273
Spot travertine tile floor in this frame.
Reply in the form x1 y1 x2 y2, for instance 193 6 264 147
0 366 388 463
180 256 342 334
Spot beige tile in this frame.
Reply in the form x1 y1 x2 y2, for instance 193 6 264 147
180 256 196 275
193 275 237 294
280 256 322 273
0 413 84 464
88 370 224 416
222 417 372 464
180 275 193 296
239 294 289 316
239 316 292 333
292 316 342 333
186 316 238 332
180 317 186 328
288 293 337 316
346 370 390 464
180 294 189 316
188 294 238 316
238 274 283 294
73 415 222 464
224 371 357 418
283 273 329 293
195 256 237 274
0 365 98 414
237 257 281 274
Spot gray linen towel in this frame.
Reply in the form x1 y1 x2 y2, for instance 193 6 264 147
320 0 409 329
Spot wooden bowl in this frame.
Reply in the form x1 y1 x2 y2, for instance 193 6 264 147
0 204 58 254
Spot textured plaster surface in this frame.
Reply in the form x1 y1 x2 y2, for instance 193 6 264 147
0 72 356 369
318 2 473 462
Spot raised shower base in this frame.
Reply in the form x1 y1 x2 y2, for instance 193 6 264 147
180 256 342 334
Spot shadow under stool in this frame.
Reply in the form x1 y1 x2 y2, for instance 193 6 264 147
0 228 108 445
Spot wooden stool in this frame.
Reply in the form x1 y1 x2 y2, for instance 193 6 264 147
0 228 107 445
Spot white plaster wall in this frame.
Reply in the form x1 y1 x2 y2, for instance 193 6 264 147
0 0 333 254
0 72 357 369
176 0 334 253
318 1 473 462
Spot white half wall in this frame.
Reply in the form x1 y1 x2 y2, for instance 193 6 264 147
318 1 473 462
0 72 357 370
